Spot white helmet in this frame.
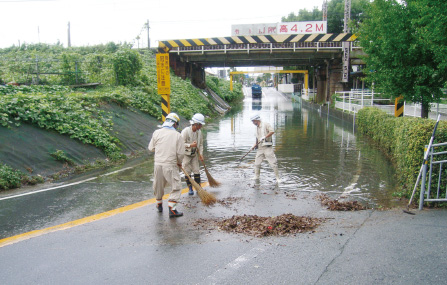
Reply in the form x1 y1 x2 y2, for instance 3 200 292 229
166 113 180 123
163 112 180 127
250 114 261 121
190 113 205 125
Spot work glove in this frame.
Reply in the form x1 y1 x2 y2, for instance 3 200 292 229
260 136 266 142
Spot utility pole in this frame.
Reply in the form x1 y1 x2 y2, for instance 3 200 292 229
322 0 327 21
343 0 351 33
341 0 351 83
150 20 151 49
67 22 71 47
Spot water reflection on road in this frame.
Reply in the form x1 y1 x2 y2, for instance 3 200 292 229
204 87 397 206
0 87 398 239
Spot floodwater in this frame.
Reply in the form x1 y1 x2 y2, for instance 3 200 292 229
205 87 397 205
0 87 399 239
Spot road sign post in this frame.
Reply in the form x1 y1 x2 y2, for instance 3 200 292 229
394 95 404 117
156 53 171 121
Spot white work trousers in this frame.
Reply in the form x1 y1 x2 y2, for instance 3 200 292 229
153 164 182 202
182 155 200 175
254 145 278 169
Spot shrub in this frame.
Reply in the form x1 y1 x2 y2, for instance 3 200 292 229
0 164 22 190
357 107 447 199
112 49 142 86
50 149 76 166
206 76 243 103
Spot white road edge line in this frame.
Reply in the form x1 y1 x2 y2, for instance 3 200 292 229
201 246 266 284
0 167 134 201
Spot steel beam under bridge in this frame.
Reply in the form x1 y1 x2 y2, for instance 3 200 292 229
158 33 359 68
229 70 308 91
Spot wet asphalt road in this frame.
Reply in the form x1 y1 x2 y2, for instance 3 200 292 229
1 88 447 284
1 178 447 285
0 86 398 240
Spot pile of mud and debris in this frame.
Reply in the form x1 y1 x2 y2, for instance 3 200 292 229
318 194 367 211
194 214 324 237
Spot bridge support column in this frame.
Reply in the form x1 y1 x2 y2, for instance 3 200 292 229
316 60 347 104
191 64 206 89
316 69 327 104
169 55 206 88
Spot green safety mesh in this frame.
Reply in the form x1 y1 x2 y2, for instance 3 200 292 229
0 102 190 177
0 123 106 176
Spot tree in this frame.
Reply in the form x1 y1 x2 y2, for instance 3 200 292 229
282 0 369 33
281 7 322 22
262 73 272 83
358 0 447 118
112 48 142 86
230 67 244 84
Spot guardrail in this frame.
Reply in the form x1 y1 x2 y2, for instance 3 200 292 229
333 90 447 120
420 142 447 209
171 41 362 54
334 90 392 113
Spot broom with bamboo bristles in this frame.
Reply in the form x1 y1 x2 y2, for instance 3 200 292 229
197 149 221 187
181 167 217 206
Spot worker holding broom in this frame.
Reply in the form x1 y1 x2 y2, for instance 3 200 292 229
181 113 205 195
148 113 185 218
250 114 281 184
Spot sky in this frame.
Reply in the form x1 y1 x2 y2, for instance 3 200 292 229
0 0 325 49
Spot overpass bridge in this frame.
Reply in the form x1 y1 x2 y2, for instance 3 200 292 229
158 33 363 103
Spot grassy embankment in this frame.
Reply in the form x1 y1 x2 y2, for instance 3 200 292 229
0 43 243 190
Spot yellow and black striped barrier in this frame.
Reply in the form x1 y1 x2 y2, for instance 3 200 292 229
395 95 404 117
159 33 357 51
161 94 170 122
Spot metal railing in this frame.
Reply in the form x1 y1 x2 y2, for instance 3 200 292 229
420 142 447 209
334 90 447 120
334 89 392 113
171 41 362 55
401 102 447 120
301 88 317 101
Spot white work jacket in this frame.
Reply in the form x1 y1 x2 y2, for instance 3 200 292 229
148 127 184 165
256 121 274 147
181 126 203 156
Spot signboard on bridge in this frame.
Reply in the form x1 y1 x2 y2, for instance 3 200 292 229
231 21 327 36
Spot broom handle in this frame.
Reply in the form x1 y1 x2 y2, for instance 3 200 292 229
181 167 193 182
196 148 206 166
238 140 261 162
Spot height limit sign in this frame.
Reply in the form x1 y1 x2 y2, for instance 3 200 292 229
156 53 170 94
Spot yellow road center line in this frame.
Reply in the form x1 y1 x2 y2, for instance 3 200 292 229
0 182 209 248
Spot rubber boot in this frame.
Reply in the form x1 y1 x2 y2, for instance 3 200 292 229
186 178 194 195
194 174 201 186
251 166 260 180
169 207 183 218
156 200 163 212
168 202 183 218
273 166 281 184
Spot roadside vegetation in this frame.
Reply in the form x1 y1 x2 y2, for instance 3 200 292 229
0 43 243 190
356 108 447 202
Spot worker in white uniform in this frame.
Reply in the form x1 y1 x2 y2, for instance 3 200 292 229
250 114 281 183
148 113 185 218
181 113 205 195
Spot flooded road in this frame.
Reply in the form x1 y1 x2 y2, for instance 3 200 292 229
0 87 398 239
205 87 397 204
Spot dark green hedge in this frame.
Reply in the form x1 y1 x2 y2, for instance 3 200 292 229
357 107 447 199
